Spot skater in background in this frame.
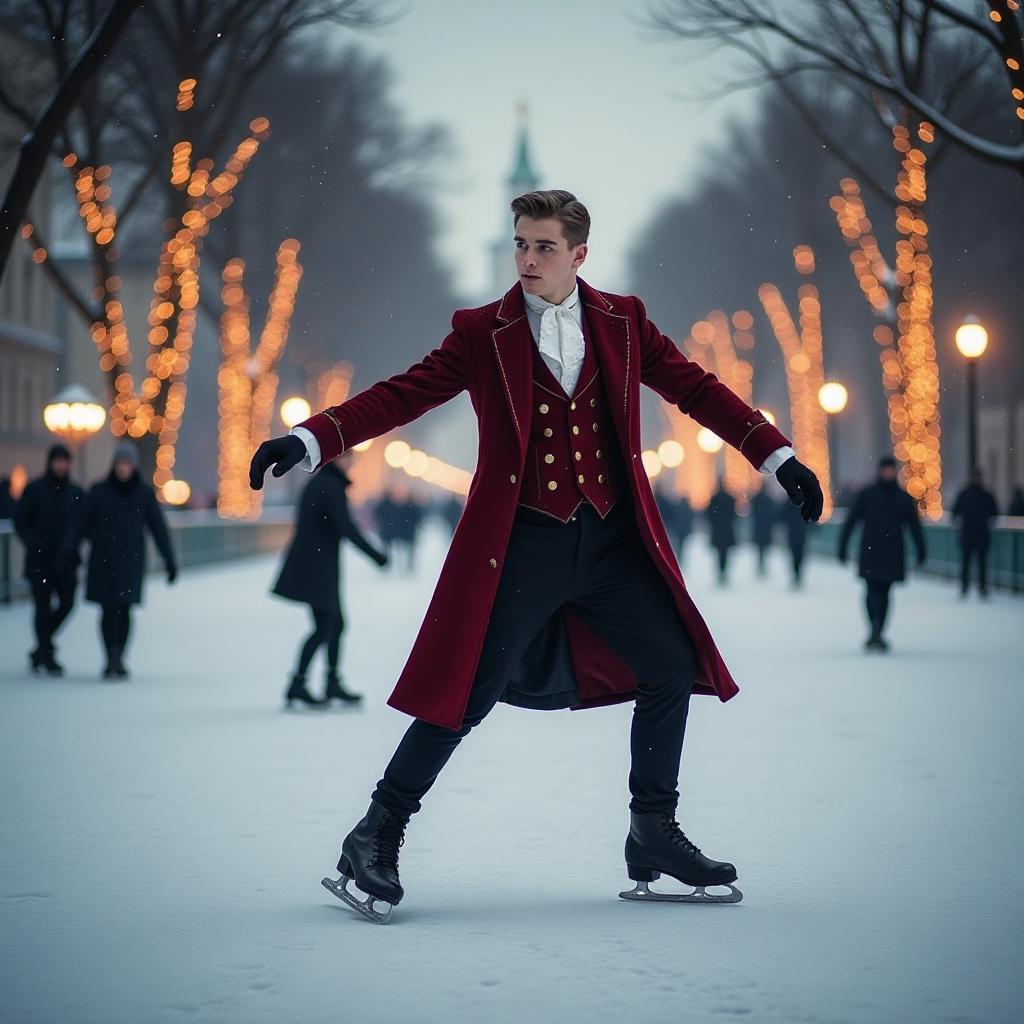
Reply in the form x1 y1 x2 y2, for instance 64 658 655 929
392 490 425 574
838 456 926 652
779 493 809 588
13 444 84 675
654 483 694 565
272 451 388 708
951 469 999 598
0 476 14 519
251 189 823 923
706 479 737 585
372 488 400 565
748 487 777 577
67 445 177 679
1008 486 1024 517
438 493 463 537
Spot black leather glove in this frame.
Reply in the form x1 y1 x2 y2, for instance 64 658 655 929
249 434 307 490
776 456 824 522
166 564 178 585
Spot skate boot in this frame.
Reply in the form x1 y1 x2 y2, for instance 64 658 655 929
283 673 326 709
324 673 363 705
865 623 889 652
41 647 65 676
28 648 45 674
619 810 743 904
321 799 407 924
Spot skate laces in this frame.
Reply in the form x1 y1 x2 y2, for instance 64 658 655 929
371 816 406 868
662 816 701 855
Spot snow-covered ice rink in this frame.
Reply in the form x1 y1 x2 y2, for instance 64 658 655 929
2 523 1021 1024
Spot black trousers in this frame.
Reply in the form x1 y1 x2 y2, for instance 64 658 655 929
960 544 989 594
30 574 77 654
100 603 132 657
372 499 698 820
865 580 892 633
296 606 344 676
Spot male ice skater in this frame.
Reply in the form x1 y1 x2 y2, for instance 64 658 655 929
250 190 823 922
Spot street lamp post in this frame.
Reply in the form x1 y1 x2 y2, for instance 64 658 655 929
43 384 106 483
818 382 848 504
955 315 988 474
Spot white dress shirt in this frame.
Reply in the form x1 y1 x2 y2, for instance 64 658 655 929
291 283 795 474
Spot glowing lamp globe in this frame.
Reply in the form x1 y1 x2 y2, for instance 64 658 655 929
818 382 849 415
697 428 724 454
43 384 105 445
657 439 684 468
955 316 988 359
279 396 311 429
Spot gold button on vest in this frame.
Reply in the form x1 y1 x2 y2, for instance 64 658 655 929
596 449 603 458
547 481 558 491
574 452 581 461
590 398 596 407
489 558 497 568
510 474 516 483
544 427 553 437
544 454 554 464
578 474 585 484
572 425 579 435
539 403 549 414
598 474 605 483
570 401 576 410
592 423 599 432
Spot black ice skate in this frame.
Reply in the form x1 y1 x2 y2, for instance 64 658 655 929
619 810 743 904
321 800 407 924
323 674 363 705
283 674 326 709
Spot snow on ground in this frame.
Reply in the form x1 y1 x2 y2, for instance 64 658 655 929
1 523 1021 1024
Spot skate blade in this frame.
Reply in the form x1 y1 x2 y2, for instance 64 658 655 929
321 875 394 924
618 880 743 904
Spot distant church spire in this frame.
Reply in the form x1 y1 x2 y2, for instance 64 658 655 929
491 101 541 297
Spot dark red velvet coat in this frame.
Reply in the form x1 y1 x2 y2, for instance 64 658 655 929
299 278 791 729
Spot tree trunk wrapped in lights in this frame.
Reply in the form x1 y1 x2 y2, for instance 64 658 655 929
21 93 270 498
758 244 834 520
829 121 943 519
217 241 304 519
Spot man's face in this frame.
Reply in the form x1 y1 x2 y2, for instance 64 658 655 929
880 464 898 483
113 459 134 482
50 456 70 479
514 216 587 304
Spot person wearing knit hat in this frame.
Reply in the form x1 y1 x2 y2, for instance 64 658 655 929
66 443 178 679
13 444 85 674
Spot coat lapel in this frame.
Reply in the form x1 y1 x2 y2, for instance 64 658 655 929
491 283 533 462
577 278 633 453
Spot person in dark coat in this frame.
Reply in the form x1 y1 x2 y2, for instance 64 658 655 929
272 452 388 708
392 494 425 574
439 494 463 537
1008 486 1024 517
654 484 695 567
779 493 809 588
838 456 926 652
749 489 777 577
373 489 401 566
706 480 737 585
951 469 999 597
67 445 177 679
0 476 15 519
13 444 85 674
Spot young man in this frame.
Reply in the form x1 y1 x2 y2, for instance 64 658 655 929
250 190 823 923
838 456 927 651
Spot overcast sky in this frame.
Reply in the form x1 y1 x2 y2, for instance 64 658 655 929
342 0 755 300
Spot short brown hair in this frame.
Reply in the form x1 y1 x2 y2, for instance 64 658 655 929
511 190 590 248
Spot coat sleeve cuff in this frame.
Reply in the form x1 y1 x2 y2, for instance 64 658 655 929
737 412 792 469
289 426 320 472
295 410 346 466
759 445 796 476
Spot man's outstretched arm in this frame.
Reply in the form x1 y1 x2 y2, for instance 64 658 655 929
635 295 823 521
250 318 471 489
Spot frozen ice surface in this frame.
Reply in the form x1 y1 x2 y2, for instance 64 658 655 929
1 525 1021 1023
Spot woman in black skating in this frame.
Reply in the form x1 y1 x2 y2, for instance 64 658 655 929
272 451 388 708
